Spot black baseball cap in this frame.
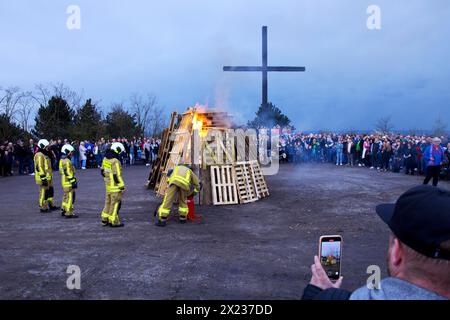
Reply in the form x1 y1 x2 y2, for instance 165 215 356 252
376 185 450 260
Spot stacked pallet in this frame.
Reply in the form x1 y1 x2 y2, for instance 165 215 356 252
149 107 270 206
147 112 178 189
156 112 194 196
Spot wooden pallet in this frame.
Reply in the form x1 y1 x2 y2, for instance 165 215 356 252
233 160 269 203
248 160 269 198
210 165 239 205
156 112 194 196
148 112 177 189
234 161 259 203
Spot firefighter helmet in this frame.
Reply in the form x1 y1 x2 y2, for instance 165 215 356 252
111 142 125 154
61 144 75 155
37 139 50 149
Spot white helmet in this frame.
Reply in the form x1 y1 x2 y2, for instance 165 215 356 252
37 139 50 149
61 144 75 155
111 142 125 154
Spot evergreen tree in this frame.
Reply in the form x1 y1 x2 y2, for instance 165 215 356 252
73 99 104 140
0 114 31 142
248 102 291 128
32 96 74 138
105 105 140 138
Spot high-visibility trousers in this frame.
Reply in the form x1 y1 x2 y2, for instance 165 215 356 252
38 185 49 210
61 187 75 216
101 191 123 226
157 184 188 221
37 181 54 210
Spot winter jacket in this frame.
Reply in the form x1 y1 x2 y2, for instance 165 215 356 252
302 277 447 300
423 145 445 167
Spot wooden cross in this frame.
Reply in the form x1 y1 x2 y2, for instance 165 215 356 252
223 26 306 107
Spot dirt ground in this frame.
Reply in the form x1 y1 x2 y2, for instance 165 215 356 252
0 164 448 299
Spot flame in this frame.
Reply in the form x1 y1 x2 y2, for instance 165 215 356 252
192 112 207 138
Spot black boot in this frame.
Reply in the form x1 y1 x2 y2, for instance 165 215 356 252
179 219 187 224
40 208 49 213
110 223 124 228
65 214 79 219
101 220 109 227
49 205 60 211
155 219 167 227
61 209 66 217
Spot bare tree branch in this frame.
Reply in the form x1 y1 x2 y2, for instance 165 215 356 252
375 116 394 134
31 83 51 106
0 86 22 120
432 115 448 137
130 93 157 136
17 92 35 132
149 105 166 137
31 82 83 110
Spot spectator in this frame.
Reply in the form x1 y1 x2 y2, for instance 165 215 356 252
423 137 445 187
302 185 450 300
404 142 417 175
94 142 101 168
0 144 6 176
79 141 87 170
144 139 151 164
129 141 135 165
381 138 392 172
4 142 14 176
346 137 355 166
335 138 344 166
14 140 27 175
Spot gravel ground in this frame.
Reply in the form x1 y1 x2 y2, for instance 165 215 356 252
0 163 448 299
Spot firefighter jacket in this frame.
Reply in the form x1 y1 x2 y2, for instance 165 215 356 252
34 151 52 184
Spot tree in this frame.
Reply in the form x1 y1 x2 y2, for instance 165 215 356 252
73 99 105 141
16 92 34 132
130 93 157 136
105 104 140 138
248 102 291 128
0 114 31 142
0 86 23 121
375 116 394 134
149 105 166 137
32 82 83 110
33 96 75 139
432 115 448 137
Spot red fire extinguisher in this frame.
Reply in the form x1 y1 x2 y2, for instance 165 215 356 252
187 183 203 222
187 195 196 221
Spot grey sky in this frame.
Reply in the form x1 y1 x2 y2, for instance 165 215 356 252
1 0 449 131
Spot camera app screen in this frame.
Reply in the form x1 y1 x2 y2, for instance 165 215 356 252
320 238 341 280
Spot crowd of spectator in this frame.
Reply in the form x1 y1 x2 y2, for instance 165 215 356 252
3 131 450 183
278 132 450 181
0 137 161 177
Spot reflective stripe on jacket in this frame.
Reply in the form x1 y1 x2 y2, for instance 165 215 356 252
34 152 52 183
59 158 76 188
168 165 200 192
102 157 125 192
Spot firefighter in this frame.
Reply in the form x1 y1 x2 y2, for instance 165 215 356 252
34 139 59 212
156 164 200 227
59 144 78 218
100 142 126 227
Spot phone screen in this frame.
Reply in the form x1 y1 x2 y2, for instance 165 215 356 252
320 236 342 280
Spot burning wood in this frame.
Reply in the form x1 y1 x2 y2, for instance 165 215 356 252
148 106 269 206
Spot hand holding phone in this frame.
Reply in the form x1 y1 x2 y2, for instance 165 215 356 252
319 235 343 281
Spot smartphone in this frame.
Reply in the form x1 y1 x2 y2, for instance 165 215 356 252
319 235 343 281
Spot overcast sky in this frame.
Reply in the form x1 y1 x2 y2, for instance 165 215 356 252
0 0 449 131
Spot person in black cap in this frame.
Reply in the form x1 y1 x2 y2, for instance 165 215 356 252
302 185 450 300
